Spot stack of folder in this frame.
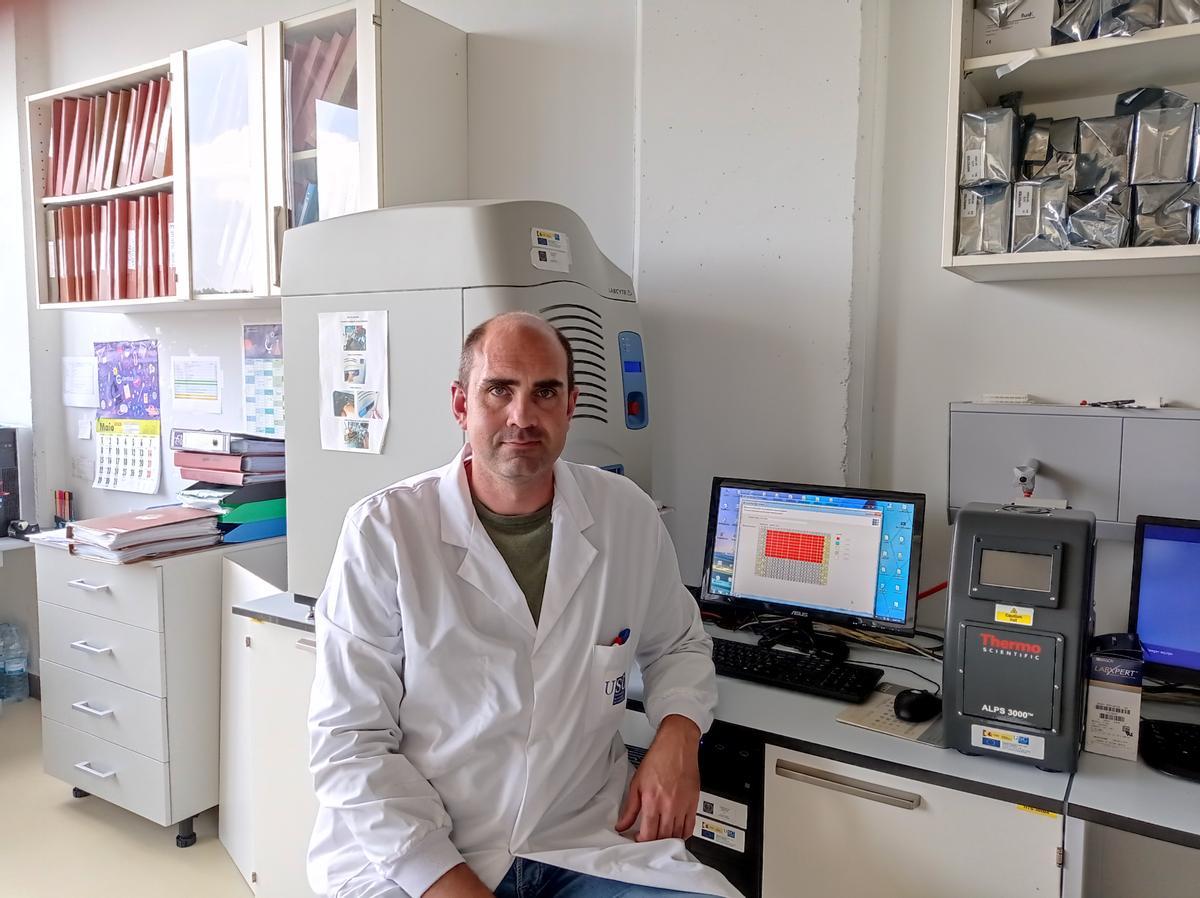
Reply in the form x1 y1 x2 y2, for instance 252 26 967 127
171 428 286 544
45 192 174 302
44 76 173 199
177 480 287 544
66 506 220 564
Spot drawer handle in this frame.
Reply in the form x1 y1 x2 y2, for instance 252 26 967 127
71 640 114 656
68 578 111 593
295 637 317 654
72 700 115 719
74 761 116 780
775 759 922 810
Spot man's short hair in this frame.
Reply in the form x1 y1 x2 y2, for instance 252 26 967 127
457 313 575 392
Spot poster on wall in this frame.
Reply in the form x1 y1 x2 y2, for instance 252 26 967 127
95 339 160 420
243 323 285 437
318 311 389 453
92 339 162 493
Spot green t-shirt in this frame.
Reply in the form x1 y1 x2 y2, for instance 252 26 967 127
473 497 553 626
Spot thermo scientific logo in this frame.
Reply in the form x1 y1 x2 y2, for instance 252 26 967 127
980 631 1043 659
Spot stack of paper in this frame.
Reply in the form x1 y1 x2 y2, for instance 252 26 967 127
66 506 220 564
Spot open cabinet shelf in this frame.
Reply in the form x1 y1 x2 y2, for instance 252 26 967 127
942 3 1200 282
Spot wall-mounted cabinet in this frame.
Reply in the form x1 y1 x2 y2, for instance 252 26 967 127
942 3 1200 282
25 0 467 311
261 0 468 294
27 55 194 310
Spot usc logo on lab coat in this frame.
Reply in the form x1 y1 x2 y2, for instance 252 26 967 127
605 674 627 705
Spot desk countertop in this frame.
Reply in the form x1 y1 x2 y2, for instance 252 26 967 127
233 591 315 632
1067 701 1200 850
239 602 1200 825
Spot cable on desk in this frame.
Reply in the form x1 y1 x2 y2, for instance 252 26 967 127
862 660 943 696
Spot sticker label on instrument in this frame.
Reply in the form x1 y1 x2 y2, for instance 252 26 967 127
1016 804 1059 819
692 816 746 853
995 604 1035 626
972 724 1045 760
697 791 748 829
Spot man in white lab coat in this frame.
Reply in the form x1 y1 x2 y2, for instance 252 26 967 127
308 312 741 898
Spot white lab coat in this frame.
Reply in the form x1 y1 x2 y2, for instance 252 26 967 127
308 446 741 898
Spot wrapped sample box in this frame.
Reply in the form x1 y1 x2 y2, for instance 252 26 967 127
1067 188 1131 249
958 184 1013 255
1026 152 1078 192
1024 117 1079 190
1160 0 1200 25
1133 183 1200 246
974 0 1057 54
1012 178 1070 251
1131 101 1197 184
1023 120 1052 167
1076 115 1134 193
1192 110 1199 181
1098 0 1161 35
961 107 1017 186
1053 0 1101 40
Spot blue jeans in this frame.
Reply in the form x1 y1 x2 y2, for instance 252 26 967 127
494 858 716 898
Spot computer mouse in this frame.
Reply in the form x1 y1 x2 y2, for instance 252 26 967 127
893 689 942 723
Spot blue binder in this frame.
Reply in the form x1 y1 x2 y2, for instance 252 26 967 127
219 516 287 543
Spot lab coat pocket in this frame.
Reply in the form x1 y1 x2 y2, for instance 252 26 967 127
589 642 632 732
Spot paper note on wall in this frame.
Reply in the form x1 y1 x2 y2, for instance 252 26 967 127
318 311 389 453
172 355 222 414
63 356 99 407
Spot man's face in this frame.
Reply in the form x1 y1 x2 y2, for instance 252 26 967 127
451 322 578 486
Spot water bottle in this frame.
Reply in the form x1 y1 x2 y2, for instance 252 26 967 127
0 622 11 704
3 622 28 703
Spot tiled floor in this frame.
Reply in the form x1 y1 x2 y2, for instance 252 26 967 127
0 698 252 898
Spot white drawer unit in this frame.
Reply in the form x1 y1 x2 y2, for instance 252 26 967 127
40 660 169 762
42 718 171 825
39 602 166 696
34 539 286 848
36 549 164 630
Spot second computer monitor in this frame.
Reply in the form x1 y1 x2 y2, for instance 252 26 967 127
700 477 926 635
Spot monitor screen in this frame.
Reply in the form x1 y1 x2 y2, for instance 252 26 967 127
1131 517 1200 684
701 478 925 634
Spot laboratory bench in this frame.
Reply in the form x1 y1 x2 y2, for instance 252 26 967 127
225 592 1200 898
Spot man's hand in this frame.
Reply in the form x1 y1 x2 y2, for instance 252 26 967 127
615 714 701 842
422 863 494 898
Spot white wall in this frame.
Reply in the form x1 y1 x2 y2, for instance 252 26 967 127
0 4 32 430
11 0 635 521
871 0 1200 629
637 0 868 581
418 1 635 272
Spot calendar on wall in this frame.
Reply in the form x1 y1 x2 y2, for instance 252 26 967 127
92 418 162 494
92 339 162 494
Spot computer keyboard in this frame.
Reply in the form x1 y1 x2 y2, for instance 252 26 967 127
1140 718 1200 783
711 637 884 703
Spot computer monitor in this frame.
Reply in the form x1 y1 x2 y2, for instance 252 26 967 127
1129 515 1200 689
700 477 926 636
